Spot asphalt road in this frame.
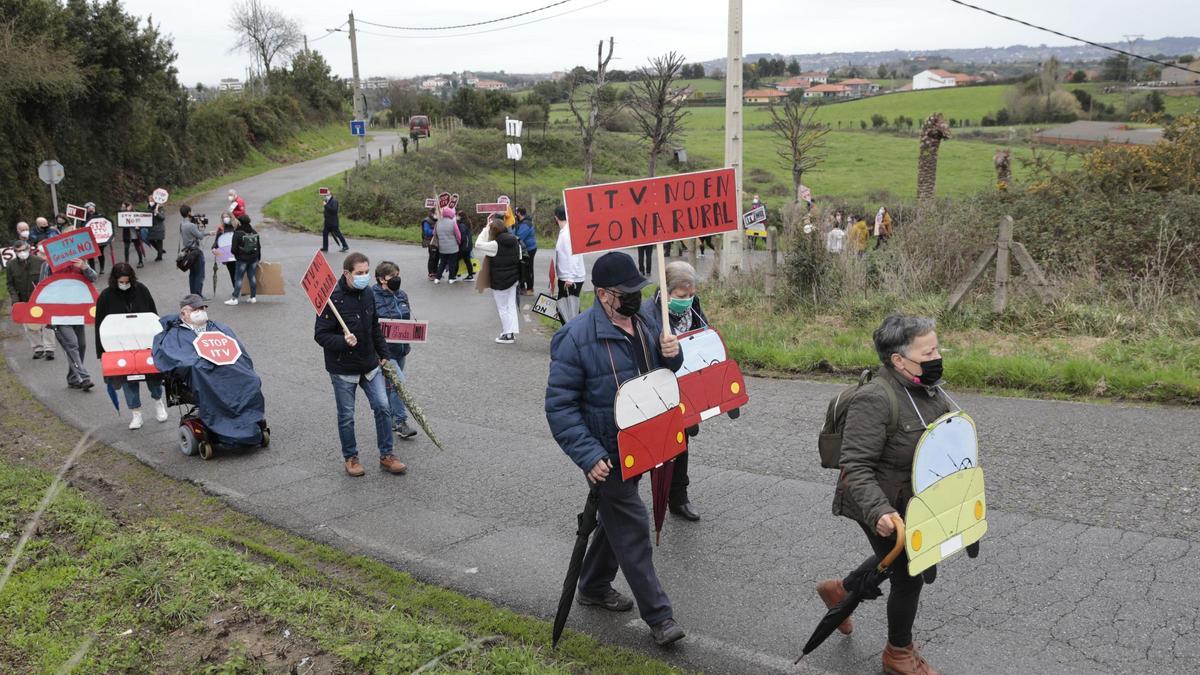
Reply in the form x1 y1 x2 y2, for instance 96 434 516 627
5 135 1199 674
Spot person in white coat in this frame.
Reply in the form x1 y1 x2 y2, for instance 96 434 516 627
553 204 585 322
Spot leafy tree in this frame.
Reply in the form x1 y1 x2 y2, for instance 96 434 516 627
1102 54 1130 82
1070 69 1088 83
871 114 887 128
877 64 889 79
1072 88 1093 112
787 59 800 76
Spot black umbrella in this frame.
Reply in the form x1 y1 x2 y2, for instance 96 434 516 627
551 475 605 648
795 515 906 664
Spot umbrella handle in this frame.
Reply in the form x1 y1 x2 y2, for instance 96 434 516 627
878 514 906 571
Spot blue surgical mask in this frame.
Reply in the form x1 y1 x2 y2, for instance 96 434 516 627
352 273 370 290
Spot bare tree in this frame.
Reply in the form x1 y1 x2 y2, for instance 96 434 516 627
567 37 621 185
228 0 303 79
766 97 829 204
628 52 690 177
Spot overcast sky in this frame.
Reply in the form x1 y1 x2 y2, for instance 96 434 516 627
120 0 1198 85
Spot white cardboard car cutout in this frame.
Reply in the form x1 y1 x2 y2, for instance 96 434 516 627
614 368 680 430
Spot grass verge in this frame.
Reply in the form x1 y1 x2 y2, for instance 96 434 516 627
262 171 424 245
0 352 678 674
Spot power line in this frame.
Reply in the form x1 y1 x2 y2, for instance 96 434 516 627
356 0 576 32
351 1 608 41
308 21 348 44
946 0 1200 76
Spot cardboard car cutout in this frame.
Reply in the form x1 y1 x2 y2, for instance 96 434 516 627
675 328 749 428
904 411 988 575
100 312 163 381
10 272 98 325
614 368 687 480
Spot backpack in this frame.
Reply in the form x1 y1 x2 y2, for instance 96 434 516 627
237 232 260 257
818 369 899 469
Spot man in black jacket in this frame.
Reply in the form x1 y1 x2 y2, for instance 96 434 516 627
314 252 406 477
321 192 348 253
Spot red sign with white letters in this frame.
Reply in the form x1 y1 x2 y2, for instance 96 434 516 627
193 331 242 366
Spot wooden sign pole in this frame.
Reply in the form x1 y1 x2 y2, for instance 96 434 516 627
656 243 669 338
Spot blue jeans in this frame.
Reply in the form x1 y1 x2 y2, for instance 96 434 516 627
122 379 163 409
189 249 206 296
329 370 394 460
233 261 258 299
384 354 409 425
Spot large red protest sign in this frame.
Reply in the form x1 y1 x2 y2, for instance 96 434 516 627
563 168 738 254
379 319 428 344
193 331 242 366
300 252 338 314
41 228 100 272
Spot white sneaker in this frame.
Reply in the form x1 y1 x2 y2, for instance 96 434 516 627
154 398 168 422
129 411 143 430
249 297 257 304
495 333 515 344
448 278 456 285
224 298 238 305
433 279 440 285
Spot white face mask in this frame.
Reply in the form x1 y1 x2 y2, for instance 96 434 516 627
118 282 132 291
17 250 30 260
188 310 208 325
223 217 231 225
17 230 29 239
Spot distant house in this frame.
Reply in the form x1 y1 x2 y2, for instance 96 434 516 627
839 78 880 97
799 70 828 85
774 76 812 93
803 83 851 100
1162 62 1200 86
420 77 449 91
1033 121 1163 148
668 86 695 103
744 88 788 104
912 69 982 90
475 79 509 91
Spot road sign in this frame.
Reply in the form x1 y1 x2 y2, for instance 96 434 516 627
505 117 523 137
41 228 100 271
742 205 767 227
38 160 65 186
506 143 523 161
87 217 113 244
116 211 152 229
350 120 366 137
300 251 339 314
380 96 392 108
193 331 242 366
152 187 169 205
379 319 429 343
65 204 87 221
563 167 738 255
476 195 512 214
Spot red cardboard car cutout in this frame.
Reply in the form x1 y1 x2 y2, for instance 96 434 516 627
10 272 98 325
675 328 749 428
614 369 688 481
100 312 163 380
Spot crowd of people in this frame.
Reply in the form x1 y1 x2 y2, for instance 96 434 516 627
824 206 893 255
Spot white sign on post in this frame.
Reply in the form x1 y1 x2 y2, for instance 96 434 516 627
505 117 523 138
506 143 523 161
38 160 65 185
88 217 114 244
152 188 169 205
117 212 152 229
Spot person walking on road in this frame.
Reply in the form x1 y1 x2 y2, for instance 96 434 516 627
819 313 956 675
39 258 96 391
514 206 538 295
457 212 476 281
213 212 238 289
372 261 418 440
146 195 166 261
226 215 260 306
642 261 709 523
545 251 686 647
5 239 55 361
95 262 167 429
178 205 212 297
313 252 407 478
421 209 438 280
322 191 348 253
227 189 247 221
553 205 585 322
118 201 146 268
636 244 654 276
475 213 522 344
83 202 109 274
433 207 461 284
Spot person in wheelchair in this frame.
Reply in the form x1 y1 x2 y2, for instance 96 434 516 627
152 294 268 458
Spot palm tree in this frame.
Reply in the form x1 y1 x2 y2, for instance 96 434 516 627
993 148 1012 191
917 113 951 204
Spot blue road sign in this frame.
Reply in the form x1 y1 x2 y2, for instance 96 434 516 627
350 120 366 137
380 97 392 108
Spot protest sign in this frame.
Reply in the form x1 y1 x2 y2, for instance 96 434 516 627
0 246 17 268
152 188 169 205
193 331 242 366
531 293 562 323
65 204 87 222
563 167 738 255
88 217 113 244
41 228 99 271
438 192 460 210
213 232 234 264
318 187 330 197
476 195 511 214
742 204 767 227
379 319 429 344
300 252 338 314
117 211 152 229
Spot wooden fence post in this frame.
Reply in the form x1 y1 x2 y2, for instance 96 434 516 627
993 215 1013 313
765 226 778 296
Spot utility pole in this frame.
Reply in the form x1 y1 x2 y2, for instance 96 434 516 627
349 12 367 167
722 0 745 275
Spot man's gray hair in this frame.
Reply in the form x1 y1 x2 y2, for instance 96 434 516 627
664 261 697 293
873 314 937 365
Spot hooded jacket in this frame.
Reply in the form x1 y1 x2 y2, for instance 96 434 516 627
314 276 389 375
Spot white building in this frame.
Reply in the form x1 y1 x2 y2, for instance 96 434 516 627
420 77 449 91
913 69 957 90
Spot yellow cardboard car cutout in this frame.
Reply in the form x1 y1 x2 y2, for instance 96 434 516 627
904 411 987 576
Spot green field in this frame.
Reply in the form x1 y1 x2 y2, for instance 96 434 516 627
1068 82 1200 117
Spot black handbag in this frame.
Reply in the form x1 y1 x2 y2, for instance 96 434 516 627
175 224 199 271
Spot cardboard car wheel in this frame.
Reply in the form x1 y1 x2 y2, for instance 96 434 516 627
178 425 198 456
199 441 214 461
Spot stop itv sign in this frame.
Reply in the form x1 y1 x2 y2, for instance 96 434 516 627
193 331 242 366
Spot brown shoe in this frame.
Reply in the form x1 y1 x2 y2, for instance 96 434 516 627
379 455 408 475
882 642 938 675
816 579 852 635
345 456 365 477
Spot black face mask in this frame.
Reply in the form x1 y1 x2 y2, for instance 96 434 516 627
915 358 943 386
612 290 641 317
386 277 402 292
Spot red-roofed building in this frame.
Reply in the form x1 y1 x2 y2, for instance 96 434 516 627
838 78 881 97
774 76 812 93
744 88 789 103
803 83 852 100
913 69 982 90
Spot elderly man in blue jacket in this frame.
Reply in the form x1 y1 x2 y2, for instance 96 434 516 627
544 251 686 647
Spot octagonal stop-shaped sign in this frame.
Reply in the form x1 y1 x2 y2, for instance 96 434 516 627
193 331 242 366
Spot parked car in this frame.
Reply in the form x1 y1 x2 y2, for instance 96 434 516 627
409 115 431 139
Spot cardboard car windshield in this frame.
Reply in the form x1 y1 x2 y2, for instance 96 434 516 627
10 271 98 325
100 312 163 381
614 368 687 480
675 328 749 428
904 411 987 576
